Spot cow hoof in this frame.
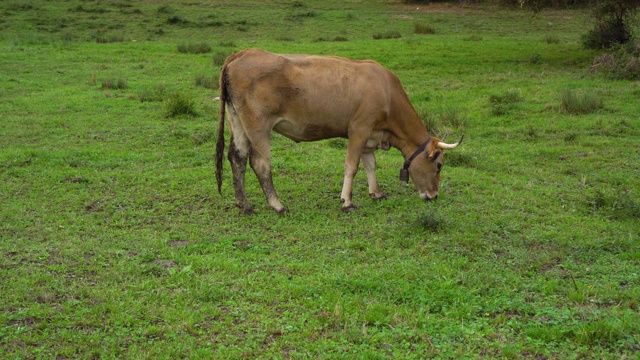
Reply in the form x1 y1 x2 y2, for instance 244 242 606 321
341 204 358 212
276 207 289 215
370 193 387 200
242 208 256 216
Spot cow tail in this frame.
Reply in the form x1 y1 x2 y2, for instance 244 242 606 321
215 61 230 194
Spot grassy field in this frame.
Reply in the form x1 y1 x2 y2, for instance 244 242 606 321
1 0 639 358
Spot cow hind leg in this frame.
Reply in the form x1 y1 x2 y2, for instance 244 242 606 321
228 135 253 215
361 151 386 200
249 143 287 214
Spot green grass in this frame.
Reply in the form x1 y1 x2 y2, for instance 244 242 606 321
1 1 639 358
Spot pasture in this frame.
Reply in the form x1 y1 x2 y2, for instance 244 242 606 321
1 0 638 358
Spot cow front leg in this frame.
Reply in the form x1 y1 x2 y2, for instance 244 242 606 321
361 151 386 200
228 136 253 215
340 138 367 212
249 145 287 214
362 152 386 199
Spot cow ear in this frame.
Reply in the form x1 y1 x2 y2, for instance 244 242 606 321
427 150 441 161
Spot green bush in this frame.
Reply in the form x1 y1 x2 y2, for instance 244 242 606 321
195 75 216 90
137 84 167 102
590 41 640 80
164 93 198 118
544 34 560 44
373 30 401 40
212 51 228 67
489 91 523 116
414 23 436 35
559 88 603 114
101 77 127 90
95 34 124 43
439 105 467 129
177 43 211 54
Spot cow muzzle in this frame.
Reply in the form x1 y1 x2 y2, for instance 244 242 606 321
420 192 438 201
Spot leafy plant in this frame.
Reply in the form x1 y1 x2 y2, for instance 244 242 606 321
164 93 198 117
212 51 228 67
489 90 523 116
544 34 560 44
177 42 211 54
137 84 168 102
414 23 436 34
195 75 216 90
373 30 401 39
101 77 127 90
590 40 640 80
559 88 603 114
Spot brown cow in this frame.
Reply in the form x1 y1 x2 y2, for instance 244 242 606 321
215 48 462 214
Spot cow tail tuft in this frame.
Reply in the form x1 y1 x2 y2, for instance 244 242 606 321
215 60 231 194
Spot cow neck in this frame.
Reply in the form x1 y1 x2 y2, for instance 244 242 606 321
386 102 432 161
394 132 432 182
391 130 432 161
402 136 431 171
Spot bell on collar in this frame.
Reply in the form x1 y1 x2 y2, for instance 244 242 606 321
399 168 409 182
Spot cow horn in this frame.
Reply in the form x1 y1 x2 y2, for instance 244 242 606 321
436 135 464 149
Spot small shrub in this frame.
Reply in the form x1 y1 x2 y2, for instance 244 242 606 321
416 211 448 233
417 106 440 134
138 84 167 102
524 125 538 140
101 77 127 90
590 41 640 80
463 35 483 42
167 16 188 25
445 152 474 168
285 11 317 21
218 40 236 47
157 5 173 14
544 34 560 44
588 189 639 220
12 33 56 45
177 43 211 54
192 130 214 146
574 320 624 347
8 4 35 11
164 93 198 118
297 11 316 18
95 34 124 43
529 53 542 64
563 132 578 142
438 105 467 129
195 75 216 90
582 20 632 49
87 74 97 86
60 31 76 44
414 23 436 35
212 51 228 67
489 91 523 116
373 30 401 40
313 36 348 42
559 88 603 115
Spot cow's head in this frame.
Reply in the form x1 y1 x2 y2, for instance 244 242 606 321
404 135 463 201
